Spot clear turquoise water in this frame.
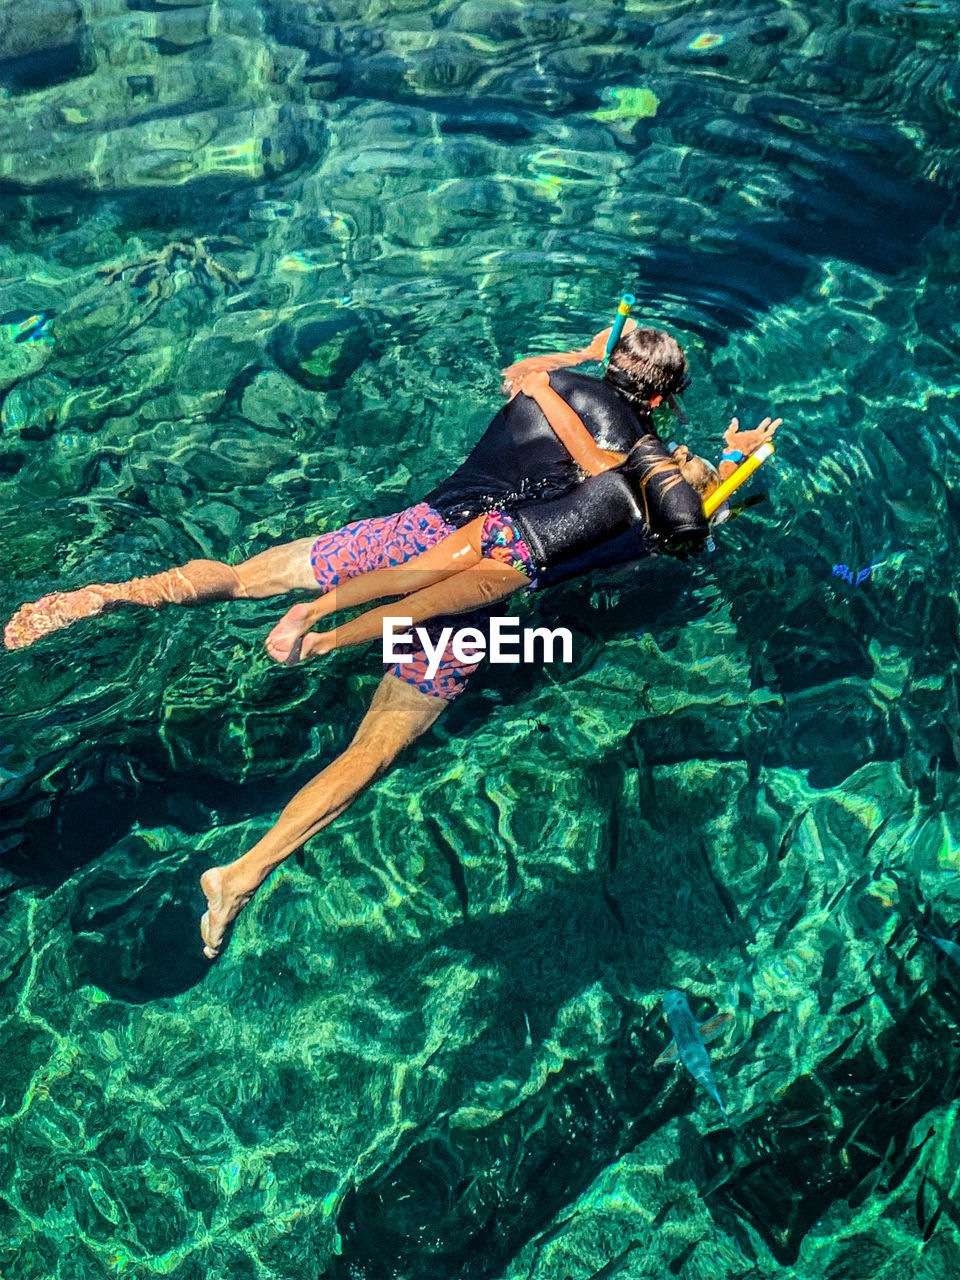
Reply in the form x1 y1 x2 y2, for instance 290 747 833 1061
1 1 959 1277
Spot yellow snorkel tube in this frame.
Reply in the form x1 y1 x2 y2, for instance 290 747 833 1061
703 441 775 519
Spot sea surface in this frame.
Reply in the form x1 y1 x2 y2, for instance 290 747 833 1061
1 1 959 1277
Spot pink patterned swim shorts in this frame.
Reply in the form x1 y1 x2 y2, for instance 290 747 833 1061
310 502 456 590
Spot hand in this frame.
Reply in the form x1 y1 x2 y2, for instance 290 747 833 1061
515 370 549 394
501 355 566 396
723 416 782 456
585 316 637 361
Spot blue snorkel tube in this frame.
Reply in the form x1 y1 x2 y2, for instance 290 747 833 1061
610 289 690 428
603 293 635 363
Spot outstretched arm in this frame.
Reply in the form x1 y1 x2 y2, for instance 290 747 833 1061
515 371 626 475
501 318 638 396
295 561 530 663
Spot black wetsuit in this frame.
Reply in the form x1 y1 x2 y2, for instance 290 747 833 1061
412 371 659 687
425 370 653 525
414 371 706 691
510 434 709 587
400 373 704 696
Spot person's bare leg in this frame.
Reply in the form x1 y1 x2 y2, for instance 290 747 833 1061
265 518 486 665
294 561 528 662
199 674 445 957
4 537 319 650
232 537 322 597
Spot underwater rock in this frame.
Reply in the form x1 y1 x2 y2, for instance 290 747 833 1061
269 308 371 392
53 293 142 364
0 303 59 391
0 336 53 393
591 86 659 123
0 372 68 436
1 0 82 61
239 369 332 434
1 30 321 193
0 0 87 94
326 1004 682 1280
175 331 262 417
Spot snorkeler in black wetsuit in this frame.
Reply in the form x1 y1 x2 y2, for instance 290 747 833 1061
424 365 664 524
4 319 777 959
261 372 736 665
261 330 697 672
4 322 668 655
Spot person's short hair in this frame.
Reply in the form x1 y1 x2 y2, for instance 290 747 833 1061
603 327 688 406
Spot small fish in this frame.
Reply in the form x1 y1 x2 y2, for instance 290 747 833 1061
661 989 729 1123
918 929 960 964
832 562 880 586
654 1008 733 1066
884 1125 935 1193
19 318 53 344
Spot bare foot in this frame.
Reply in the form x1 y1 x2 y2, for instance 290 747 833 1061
265 602 315 666
299 632 331 660
5 588 109 649
200 865 255 959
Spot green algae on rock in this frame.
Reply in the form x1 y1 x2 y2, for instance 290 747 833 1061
591 86 660 122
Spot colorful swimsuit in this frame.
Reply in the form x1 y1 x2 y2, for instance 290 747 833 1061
478 511 538 587
310 503 455 587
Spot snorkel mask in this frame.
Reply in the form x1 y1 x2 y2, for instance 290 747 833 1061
705 499 731 551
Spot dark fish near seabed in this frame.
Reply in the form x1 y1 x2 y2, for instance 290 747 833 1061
662 989 729 1123
918 929 960 964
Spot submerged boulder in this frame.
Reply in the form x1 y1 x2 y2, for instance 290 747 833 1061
269 308 371 392
0 0 88 94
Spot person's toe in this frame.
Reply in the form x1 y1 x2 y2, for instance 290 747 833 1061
200 910 220 959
